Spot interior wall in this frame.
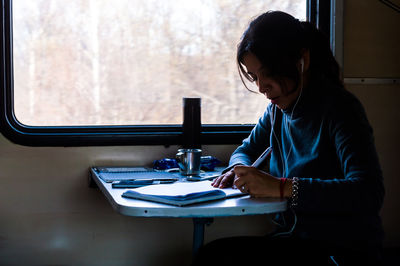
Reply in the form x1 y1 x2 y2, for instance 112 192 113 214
343 0 400 247
344 0 400 77
0 140 275 266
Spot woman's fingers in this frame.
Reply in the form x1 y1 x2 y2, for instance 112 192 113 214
234 165 281 197
233 165 253 176
212 170 235 188
233 166 251 192
211 175 221 186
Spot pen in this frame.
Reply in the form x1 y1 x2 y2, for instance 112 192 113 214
114 178 178 182
186 173 220 181
111 179 176 188
230 147 272 191
251 146 272 169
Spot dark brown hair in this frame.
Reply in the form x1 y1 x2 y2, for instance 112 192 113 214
237 11 342 93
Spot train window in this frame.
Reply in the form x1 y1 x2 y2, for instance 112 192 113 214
12 0 307 127
1 0 327 146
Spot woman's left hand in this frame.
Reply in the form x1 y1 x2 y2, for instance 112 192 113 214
233 165 281 198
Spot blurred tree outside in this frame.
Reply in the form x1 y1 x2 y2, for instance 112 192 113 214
12 0 306 126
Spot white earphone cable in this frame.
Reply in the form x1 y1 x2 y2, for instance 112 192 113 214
270 104 285 176
269 59 304 236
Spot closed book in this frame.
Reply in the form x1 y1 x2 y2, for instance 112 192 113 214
93 167 180 182
122 181 245 206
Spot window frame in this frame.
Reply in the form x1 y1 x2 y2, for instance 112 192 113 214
1 0 331 147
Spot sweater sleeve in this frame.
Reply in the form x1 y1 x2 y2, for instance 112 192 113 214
294 95 385 215
226 106 272 170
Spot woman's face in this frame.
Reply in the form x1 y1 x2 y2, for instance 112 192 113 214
242 52 301 110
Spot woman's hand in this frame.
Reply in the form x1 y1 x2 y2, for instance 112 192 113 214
233 165 283 198
211 168 236 188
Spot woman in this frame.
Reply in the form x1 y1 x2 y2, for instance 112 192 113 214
194 11 384 265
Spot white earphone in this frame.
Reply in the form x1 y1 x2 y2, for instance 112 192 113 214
268 57 305 237
300 58 304 73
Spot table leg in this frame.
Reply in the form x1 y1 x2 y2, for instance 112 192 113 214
192 217 214 257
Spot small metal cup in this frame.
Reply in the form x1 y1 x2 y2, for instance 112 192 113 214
176 148 202 176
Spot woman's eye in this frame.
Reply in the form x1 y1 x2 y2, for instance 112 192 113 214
249 74 257 82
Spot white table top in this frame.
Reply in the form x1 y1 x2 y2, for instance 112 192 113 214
91 168 287 218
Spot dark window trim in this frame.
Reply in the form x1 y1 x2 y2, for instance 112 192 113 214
1 0 325 147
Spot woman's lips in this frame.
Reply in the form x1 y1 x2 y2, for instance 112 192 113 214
270 96 279 104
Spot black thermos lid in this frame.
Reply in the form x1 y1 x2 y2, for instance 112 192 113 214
182 97 201 149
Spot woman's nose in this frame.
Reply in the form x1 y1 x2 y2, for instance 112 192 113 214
258 82 272 94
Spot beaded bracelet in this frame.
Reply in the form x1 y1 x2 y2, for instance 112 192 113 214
290 177 299 208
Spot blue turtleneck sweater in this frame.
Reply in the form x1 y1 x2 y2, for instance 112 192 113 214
228 77 384 251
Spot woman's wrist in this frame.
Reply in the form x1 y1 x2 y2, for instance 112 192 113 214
280 177 299 208
283 178 293 198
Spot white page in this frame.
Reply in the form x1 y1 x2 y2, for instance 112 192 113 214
132 180 244 197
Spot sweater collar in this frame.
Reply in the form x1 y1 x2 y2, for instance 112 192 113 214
281 79 317 118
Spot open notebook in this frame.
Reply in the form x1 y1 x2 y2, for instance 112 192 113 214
122 180 246 206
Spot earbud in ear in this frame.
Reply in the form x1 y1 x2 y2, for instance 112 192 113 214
300 58 304 73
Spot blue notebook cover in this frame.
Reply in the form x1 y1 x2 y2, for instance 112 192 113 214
121 181 244 206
